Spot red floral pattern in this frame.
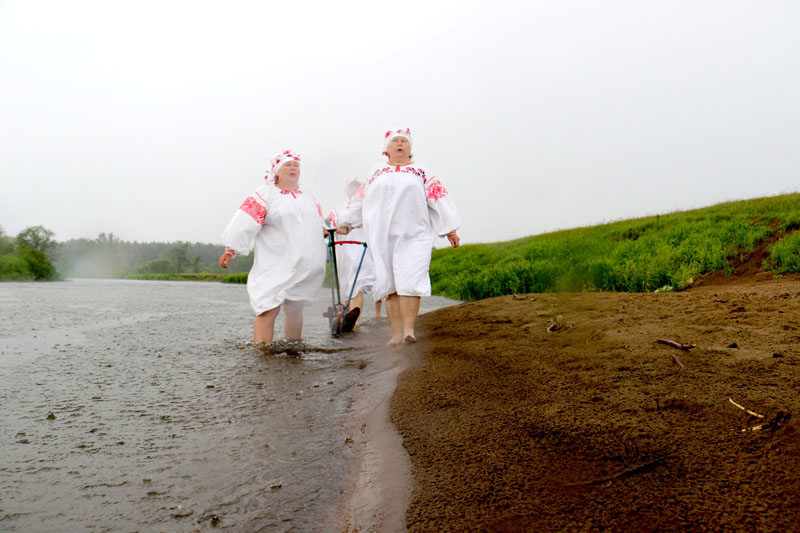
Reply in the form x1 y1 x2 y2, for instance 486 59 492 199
425 178 448 202
239 196 267 224
267 149 301 182
279 188 302 198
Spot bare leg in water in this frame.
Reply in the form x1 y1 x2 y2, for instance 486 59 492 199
254 306 280 343
282 300 304 340
254 300 304 343
384 293 420 345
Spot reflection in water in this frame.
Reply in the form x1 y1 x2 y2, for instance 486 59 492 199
0 279 456 531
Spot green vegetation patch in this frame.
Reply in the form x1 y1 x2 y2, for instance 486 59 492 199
431 193 800 301
0 225 61 281
765 231 800 274
123 272 226 282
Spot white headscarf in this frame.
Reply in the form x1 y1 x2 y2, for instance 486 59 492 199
344 177 362 197
265 149 301 183
382 128 412 158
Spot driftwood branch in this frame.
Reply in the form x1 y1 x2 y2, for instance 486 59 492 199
741 411 791 433
670 353 685 368
657 339 696 350
563 455 670 486
728 397 764 419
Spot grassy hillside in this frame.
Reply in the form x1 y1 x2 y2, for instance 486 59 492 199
431 193 800 301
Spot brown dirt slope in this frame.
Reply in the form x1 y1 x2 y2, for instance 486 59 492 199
391 270 800 531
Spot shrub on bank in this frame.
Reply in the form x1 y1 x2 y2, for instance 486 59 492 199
223 272 248 284
0 248 60 281
0 253 30 280
765 231 800 273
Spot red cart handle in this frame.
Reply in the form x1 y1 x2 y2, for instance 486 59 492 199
333 241 367 246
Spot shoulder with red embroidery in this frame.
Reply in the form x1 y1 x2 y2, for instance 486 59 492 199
419 165 448 202
239 197 267 224
368 164 393 184
236 185 272 225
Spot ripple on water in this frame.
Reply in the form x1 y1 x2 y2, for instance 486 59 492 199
0 280 458 531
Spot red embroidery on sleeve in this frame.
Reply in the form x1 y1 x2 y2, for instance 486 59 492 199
239 196 267 224
425 179 448 202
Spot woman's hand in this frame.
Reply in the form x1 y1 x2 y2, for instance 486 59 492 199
219 251 234 269
337 222 352 235
446 231 460 248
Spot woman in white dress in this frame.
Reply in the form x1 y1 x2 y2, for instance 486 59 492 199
338 129 461 345
219 150 326 343
325 178 380 324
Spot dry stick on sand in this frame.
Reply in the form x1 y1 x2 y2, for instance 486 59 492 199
728 397 765 418
564 455 672 487
670 353 685 369
657 339 696 350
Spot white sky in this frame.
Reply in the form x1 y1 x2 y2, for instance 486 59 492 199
2 0 799 246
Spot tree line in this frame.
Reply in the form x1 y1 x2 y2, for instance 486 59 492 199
1 225 253 281
0 225 60 280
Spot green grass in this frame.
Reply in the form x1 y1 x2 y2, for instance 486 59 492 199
123 272 226 282
431 193 800 301
222 272 248 284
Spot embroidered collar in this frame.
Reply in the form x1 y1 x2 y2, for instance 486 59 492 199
276 184 303 198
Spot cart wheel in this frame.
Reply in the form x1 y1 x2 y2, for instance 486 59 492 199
342 307 360 333
323 306 339 335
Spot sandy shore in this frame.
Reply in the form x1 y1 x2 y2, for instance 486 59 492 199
388 273 800 531
335 323 413 532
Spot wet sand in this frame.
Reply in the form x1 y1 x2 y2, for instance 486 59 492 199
338 331 413 532
390 273 800 531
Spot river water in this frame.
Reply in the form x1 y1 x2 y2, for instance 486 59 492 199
0 279 456 532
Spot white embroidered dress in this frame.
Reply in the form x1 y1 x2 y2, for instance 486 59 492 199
222 184 326 315
341 162 461 302
326 204 376 300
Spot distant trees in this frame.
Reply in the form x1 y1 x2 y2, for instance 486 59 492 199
0 225 60 281
53 236 253 278
0 226 14 255
16 225 57 255
1 224 257 280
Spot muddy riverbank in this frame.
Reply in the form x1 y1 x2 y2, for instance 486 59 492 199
391 273 800 531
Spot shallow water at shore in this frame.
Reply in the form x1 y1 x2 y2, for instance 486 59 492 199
0 279 456 531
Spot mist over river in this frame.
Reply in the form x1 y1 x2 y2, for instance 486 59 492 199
0 279 456 531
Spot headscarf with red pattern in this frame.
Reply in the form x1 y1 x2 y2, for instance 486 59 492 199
265 149 301 183
382 128 412 158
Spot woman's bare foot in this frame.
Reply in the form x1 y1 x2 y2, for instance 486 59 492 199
386 335 404 346
403 334 417 344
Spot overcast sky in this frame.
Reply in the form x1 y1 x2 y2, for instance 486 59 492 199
2 0 799 246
